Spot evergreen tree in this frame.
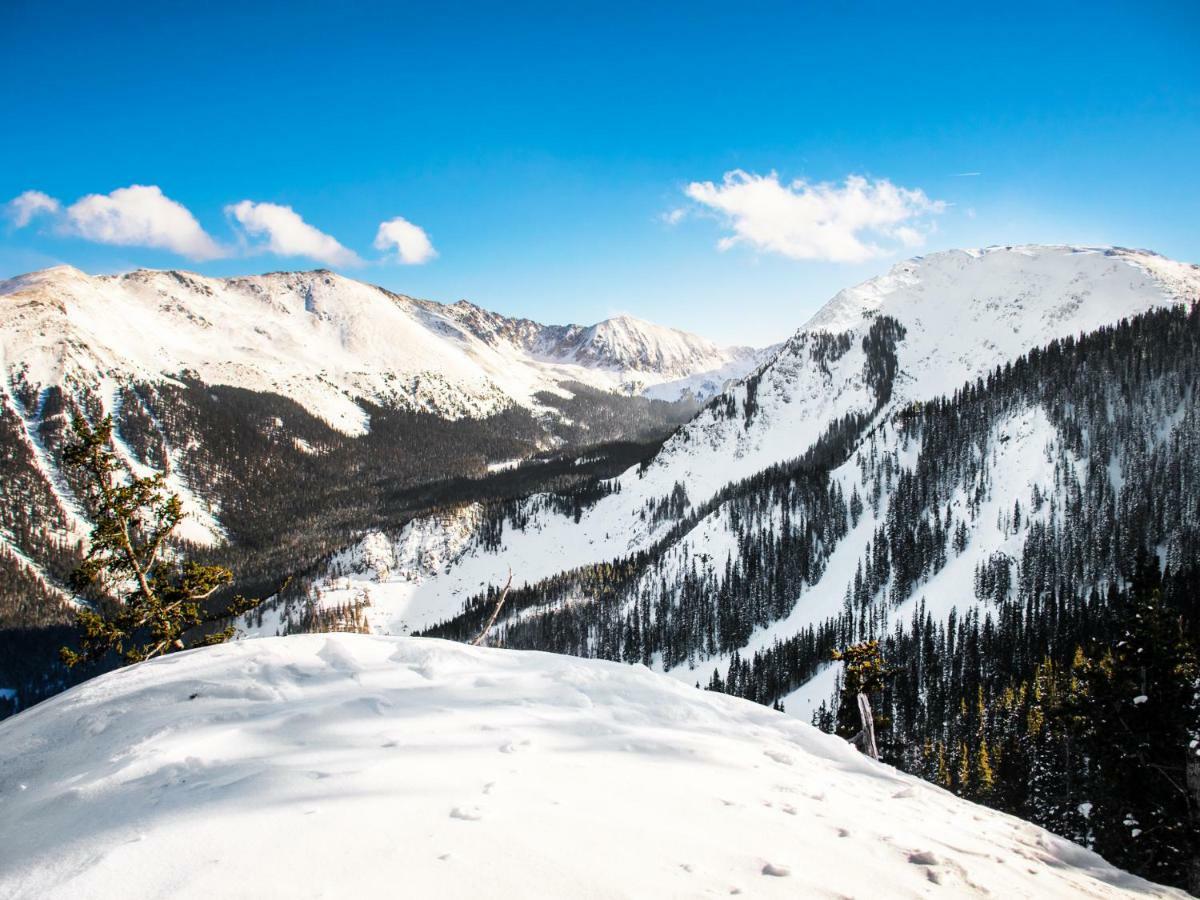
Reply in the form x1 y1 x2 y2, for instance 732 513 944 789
1081 554 1200 891
59 415 261 667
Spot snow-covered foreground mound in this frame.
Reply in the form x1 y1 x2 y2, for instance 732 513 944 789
0 635 1178 899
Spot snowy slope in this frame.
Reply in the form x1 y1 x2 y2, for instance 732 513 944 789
0 267 759 436
0 634 1178 899
264 245 1200 639
660 404 1069 711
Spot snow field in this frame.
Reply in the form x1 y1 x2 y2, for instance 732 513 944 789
0 634 1179 898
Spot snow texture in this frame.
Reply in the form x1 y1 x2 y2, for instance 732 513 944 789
0 634 1181 899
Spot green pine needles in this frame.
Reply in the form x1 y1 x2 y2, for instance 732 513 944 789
59 414 260 668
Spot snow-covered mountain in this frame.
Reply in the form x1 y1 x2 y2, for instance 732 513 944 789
0 266 761 434
261 245 1200 641
0 264 764 660
0 633 1178 899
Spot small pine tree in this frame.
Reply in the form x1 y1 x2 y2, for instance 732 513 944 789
59 414 261 667
956 741 972 796
974 738 996 798
935 741 951 788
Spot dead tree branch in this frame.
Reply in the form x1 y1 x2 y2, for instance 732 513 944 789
471 568 514 647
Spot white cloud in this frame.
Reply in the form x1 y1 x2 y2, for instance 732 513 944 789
227 200 362 267
374 216 437 265
6 190 61 228
684 171 945 263
62 185 225 260
662 207 687 226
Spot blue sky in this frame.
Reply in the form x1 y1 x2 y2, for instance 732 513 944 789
2 0 1197 345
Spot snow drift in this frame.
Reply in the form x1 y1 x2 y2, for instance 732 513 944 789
0 634 1180 898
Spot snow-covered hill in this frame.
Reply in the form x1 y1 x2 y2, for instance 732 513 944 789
0 266 759 435
0 634 1178 899
262 245 1200 640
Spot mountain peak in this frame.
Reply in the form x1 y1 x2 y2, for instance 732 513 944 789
0 263 91 296
802 244 1200 336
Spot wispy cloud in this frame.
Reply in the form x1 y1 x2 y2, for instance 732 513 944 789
683 171 945 263
374 216 437 265
949 172 982 177
6 190 60 228
227 200 362 267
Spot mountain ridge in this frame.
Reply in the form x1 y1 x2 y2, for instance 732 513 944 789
0 265 765 435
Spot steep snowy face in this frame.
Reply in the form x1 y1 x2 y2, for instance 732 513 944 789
640 245 1200 503
0 634 1177 899
0 266 762 434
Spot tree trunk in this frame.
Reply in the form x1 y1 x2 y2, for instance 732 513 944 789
471 569 514 647
1187 747 1200 896
857 692 879 760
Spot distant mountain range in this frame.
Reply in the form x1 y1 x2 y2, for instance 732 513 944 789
0 266 765 435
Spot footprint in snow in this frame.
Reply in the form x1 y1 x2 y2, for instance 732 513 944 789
450 806 483 821
906 850 939 866
763 749 793 765
761 863 791 877
500 739 531 753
